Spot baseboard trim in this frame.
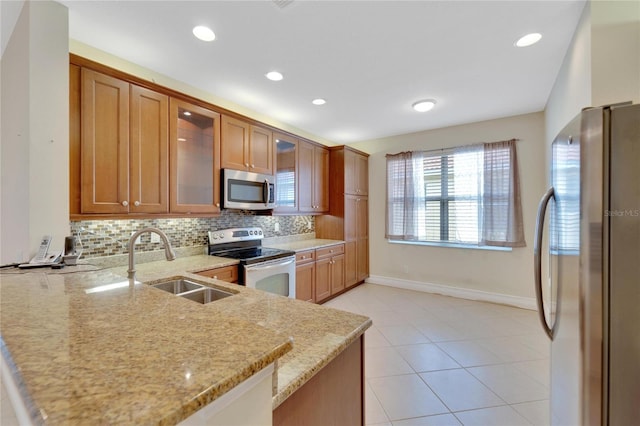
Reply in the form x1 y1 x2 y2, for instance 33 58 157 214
365 275 536 310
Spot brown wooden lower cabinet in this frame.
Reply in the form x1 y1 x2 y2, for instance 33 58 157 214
273 335 364 426
194 265 238 283
295 261 315 303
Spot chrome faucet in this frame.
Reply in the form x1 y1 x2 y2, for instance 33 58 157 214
127 227 176 279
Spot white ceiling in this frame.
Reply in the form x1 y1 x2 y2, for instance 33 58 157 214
60 0 586 144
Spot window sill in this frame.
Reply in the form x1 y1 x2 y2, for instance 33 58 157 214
387 239 513 252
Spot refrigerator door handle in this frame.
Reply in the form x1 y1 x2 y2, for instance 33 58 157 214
534 187 555 340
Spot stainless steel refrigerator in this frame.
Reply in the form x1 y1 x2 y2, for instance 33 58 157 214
534 103 640 425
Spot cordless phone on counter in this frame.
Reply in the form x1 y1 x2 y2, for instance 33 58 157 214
18 235 63 269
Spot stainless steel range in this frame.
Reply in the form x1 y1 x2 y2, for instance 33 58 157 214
208 227 296 298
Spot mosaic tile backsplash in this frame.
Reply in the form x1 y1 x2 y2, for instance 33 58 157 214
70 210 315 258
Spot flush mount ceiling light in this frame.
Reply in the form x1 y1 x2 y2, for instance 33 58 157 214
183 111 192 116
192 25 216 42
312 98 326 105
515 33 542 47
412 99 437 112
266 71 284 81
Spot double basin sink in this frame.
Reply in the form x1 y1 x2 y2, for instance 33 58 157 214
151 279 234 304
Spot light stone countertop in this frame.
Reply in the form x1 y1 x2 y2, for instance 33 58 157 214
0 252 370 425
263 238 345 252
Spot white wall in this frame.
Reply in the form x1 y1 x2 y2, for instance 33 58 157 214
352 112 546 303
0 0 69 263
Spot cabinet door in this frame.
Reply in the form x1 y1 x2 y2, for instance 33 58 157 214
296 262 315 303
330 253 346 295
130 85 169 213
298 140 314 212
344 240 358 288
356 197 369 282
356 153 369 196
170 98 221 213
274 134 298 213
196 265 238 283
314 146 330 212
249 125 274 175
315 257 332 302
345 150 368 196
81 68 130 214
221 115 249 171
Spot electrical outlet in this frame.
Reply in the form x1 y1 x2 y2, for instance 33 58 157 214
274 223 280 232
151 233 161 243
307 221 312 230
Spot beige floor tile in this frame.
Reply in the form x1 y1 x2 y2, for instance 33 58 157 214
369 374 448 421
414 321 467 342
395 343 460 372
365 346 414 378
419 369 504 412
366 309 411 327
366 381 391 425
393 413 463 425
512 400 550 425
453 405 531 426
468 364 549 404
512 359 550 388
378 325 430 346
476 336 548 363
435 341 504 367
366 327 393 348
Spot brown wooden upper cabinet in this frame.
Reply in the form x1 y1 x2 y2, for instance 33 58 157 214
345 149 368 196
274 132 298 213
80 68 168 214
169 99 221 214
221 115 274 175
298 140 329 213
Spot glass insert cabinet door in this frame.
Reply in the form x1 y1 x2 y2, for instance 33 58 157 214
169 98 221 213
274 133 297 212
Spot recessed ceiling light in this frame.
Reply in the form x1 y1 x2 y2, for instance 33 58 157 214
183 111 192 116
515 33 542 47
412 99 437 112
266 71 284 81
312 98 326 105
192 26 216 42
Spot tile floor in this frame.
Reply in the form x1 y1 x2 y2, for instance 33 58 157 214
324 283 551 426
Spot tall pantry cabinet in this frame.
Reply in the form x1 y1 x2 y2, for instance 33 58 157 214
316 147 369 289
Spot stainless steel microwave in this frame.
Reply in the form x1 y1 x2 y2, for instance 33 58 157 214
222 169 276 210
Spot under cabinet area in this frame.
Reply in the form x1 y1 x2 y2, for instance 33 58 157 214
294 243 345 304
195 265 239 283
295 250 315 303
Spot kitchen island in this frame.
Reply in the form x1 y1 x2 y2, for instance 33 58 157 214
0 252 371 425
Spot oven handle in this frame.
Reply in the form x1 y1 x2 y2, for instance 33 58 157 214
245 256 295 271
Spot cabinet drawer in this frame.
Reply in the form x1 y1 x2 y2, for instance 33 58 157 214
196 265 239 283
316 244 345 259
296 250 315 264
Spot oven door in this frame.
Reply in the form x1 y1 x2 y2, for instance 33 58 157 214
244 256 296 298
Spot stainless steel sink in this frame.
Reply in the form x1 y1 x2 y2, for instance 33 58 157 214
152 279 202 294
150 278 234 304
179 287 234 304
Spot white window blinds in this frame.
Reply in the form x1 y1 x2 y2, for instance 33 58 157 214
386 139 525 248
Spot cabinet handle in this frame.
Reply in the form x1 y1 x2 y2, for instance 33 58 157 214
121 201 129 207
301 255 306 259
216 203 220 207
245 163 249 167
213 275 218 279
251 164 255 168
134 201 140 207
330 249 334 253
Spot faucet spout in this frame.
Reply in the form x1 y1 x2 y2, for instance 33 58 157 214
127 227 176 280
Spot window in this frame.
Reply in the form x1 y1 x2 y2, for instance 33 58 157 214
386 139 525 248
